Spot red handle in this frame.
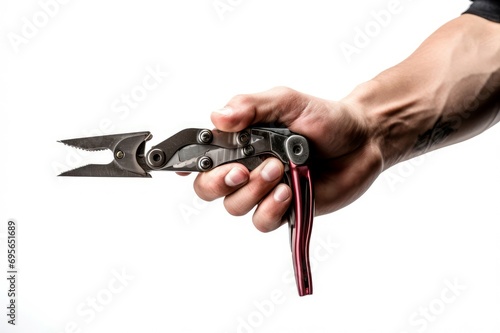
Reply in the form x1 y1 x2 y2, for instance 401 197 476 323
288 162 314 296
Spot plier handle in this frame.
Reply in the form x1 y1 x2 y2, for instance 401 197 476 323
60 127 315 296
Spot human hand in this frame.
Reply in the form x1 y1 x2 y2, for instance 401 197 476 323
186 14 500 233
193 87 384 232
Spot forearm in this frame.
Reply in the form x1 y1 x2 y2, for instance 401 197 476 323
343 14 500 169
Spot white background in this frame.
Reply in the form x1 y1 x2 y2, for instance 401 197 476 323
1 0 500 332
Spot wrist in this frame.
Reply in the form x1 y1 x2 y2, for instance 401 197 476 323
341 78 435 171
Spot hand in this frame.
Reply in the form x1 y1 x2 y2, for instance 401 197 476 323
190 15 500 233
193 87 384 232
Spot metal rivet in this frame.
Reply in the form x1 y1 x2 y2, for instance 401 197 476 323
243 145 255 156
293 144 303 156
285 135 309 165
147 148 166 168
198 129 213 144
116 150 125 159
238 132 250 145
198 156 213 171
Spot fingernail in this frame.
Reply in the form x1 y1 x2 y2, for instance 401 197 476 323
225 167 247 187
274 184 291 202
212 106 233 116
261 160 281 182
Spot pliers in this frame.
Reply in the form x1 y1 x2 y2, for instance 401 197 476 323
59 127 315 296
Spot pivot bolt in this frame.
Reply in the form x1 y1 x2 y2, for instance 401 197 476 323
148 148 166 168
243 145 255 156
285 135 309 165
197 156 213 171
198 129 213 144
238 131 250 145
292 144 303 156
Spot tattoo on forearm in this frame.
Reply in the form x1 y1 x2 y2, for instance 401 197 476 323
413 116 457 152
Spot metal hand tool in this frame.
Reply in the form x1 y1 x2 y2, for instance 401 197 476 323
59 127 315 296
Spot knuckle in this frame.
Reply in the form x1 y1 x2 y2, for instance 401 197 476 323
253 219 273 233
223 198 248 217
229 93 254 110
193 173 226 201
193 184 216 202
252 196 288 233
253 210 280 233
271 86 297 98
246 182 265 199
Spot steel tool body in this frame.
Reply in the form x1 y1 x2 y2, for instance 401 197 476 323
59 127 315 296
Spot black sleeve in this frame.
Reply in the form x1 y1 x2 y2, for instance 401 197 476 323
463 0 500 23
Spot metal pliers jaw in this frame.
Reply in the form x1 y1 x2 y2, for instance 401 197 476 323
59 127 315 296
59 131 153 177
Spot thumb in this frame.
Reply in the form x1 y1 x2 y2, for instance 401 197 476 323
210 87 309 132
